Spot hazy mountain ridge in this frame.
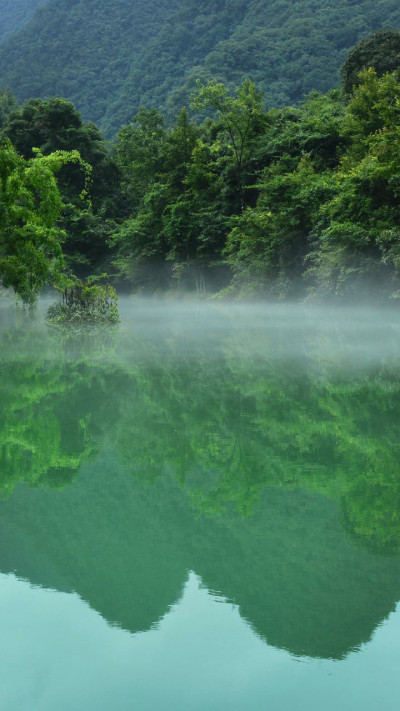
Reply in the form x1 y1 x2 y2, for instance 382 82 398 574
1 0 400 133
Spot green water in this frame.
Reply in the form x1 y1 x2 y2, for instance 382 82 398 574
0 300 400 710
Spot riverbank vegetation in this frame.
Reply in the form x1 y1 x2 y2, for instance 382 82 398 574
47 282 120 326
2 30 400 303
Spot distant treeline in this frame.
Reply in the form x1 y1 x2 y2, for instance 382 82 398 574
3 30 400 303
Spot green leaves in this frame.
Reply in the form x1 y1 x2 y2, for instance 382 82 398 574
341 29 400 95
0 141 89 304
220 67 400 300
47 282 120 325
192 79 265 210
3 31 400 302
3 97 125 277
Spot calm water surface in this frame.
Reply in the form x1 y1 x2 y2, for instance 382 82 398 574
0 300 399 710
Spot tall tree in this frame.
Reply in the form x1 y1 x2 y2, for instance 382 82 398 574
0 141 89 304
4 98 124 276
0 88 18 131
191 79 265 211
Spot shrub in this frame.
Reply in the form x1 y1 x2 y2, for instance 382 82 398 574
46 282 120 325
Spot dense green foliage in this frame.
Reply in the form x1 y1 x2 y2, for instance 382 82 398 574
111 63 400 299
47 282 120 325
0 0 44 42
3 30 400 300
341 29 400 94
3 97 125 277
1 0 400 135
0 89 18 130
0 140 89 303
0 0 184 132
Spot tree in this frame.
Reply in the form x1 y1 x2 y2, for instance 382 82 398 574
0 88 18 131
4 98 124 276
305 69 400 300
341 29 400 95
191 79 265 211
114 108 211 290
346 68 400 140
225 156 334 298
0 140 89 304
116 108 167 203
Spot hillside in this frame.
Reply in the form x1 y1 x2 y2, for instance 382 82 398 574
0 0 184 129
0 0 44 42
1 0 400 135
105 0 400 133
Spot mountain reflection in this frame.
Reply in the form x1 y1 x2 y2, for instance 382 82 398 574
0 303 400 660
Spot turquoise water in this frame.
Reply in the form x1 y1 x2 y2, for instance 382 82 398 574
0 300 399 710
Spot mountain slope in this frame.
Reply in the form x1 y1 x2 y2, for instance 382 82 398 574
1 0 400 135
0 0 44 42
106 0 400 131
0 0 184 127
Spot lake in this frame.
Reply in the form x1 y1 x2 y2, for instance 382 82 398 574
0 299 399 710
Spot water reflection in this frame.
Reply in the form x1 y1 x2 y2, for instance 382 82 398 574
0 301 400 663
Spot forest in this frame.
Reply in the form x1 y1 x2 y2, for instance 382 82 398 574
2 29 400 303
2 0 400 135
0 0 44 42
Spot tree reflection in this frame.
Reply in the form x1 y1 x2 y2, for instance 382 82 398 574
1 306 400 659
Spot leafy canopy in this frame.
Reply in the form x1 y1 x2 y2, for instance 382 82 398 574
0 141 89 303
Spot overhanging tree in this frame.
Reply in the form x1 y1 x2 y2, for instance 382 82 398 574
0 140 90 304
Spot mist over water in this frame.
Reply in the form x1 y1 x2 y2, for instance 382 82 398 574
0 299 400 710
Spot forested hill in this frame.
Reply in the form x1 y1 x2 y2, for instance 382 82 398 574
0 0 185 131
0 0 45 42
1 0 400 135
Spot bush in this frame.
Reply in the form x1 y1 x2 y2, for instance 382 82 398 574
46 283 120 325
